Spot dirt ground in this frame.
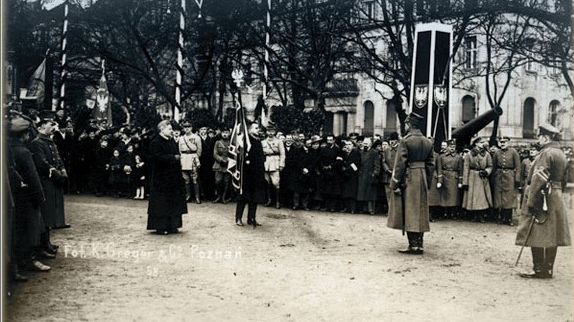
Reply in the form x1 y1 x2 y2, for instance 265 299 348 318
4 194 574 322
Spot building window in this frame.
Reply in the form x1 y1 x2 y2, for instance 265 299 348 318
523 98 535 139
461 95 476 123
464 36 477 69
363 100 375 136
385 100 398 136
548 100 560 126
363 1 375 19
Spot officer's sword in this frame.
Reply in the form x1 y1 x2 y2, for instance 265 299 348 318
400 187 406 236
515 215 536 266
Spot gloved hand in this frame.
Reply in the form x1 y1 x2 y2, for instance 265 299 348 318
479 170 488 177
436 182 442 189
514 181 521 189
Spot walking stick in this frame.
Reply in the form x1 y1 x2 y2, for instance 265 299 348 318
400 187 406 236
515 215 536 266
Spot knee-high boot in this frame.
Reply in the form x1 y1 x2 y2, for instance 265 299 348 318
544 247 557 278
185 184 192 202
193 182 201 204
520 247 546 278
265 186 272 206
275 188 281 209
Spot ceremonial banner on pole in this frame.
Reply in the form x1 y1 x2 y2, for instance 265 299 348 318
227 94 252 194
409 23 452 152
93 61 113 125
23 58 46 106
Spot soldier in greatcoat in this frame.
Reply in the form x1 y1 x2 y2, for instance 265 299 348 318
491 137 521 225
516 124 571 279
30 111 70 244
461 137 493 223
387 112 434 254
437 140 463 219
519 147 538 208
427 140 443 221
382 132 399 213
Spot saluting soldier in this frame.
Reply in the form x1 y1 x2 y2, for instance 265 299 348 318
387 112 434 254
491 137 521 226
516 124 571 279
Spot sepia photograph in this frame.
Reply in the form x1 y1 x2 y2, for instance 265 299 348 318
2 0 573 321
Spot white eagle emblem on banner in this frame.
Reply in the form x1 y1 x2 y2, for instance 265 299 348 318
414 84 428 109
434 85 448 109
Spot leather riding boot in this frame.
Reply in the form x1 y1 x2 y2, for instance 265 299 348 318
222 185 230 204
185 185 192 202
544 247 557 278
212 182 222 203
275 188 281 209
418 233 424 252
265 187 272 206
520 247 547 278
193 182 201 204
399 232 423 255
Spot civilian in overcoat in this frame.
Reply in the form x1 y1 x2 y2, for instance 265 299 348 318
356 138 381 214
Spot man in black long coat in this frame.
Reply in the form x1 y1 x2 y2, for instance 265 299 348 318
146 120 187 235
235 123 266 228
317 134 343 212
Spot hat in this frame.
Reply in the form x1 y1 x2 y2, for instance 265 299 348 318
349 132 359 139
538 124 560 136
9 115 32 133
310 135 322 143
499 136 510 143
181 120 192 128
37 110 57 126
445 139 456 145
389 132 399 141
406 112 424 127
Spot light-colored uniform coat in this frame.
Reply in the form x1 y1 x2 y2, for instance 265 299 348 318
491 147 521 209
462 149 493 211
437 151 463 207
261 137 285 172
515 142 571 247
387 129 434 233
178 134 202 171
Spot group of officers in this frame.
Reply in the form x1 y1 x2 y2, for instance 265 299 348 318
4 106 571 282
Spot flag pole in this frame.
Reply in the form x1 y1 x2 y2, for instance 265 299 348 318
261 0 271 126
58 0 69 111
174 0 186 121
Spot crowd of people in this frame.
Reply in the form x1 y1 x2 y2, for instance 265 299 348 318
5 106 574 282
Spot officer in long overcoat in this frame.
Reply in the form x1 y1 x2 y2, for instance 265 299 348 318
387 112 434 254
147 120 187 235
516 124 571 279
30 111 69 236
437 140 463 219
491 137 521 225
461 137 493 222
